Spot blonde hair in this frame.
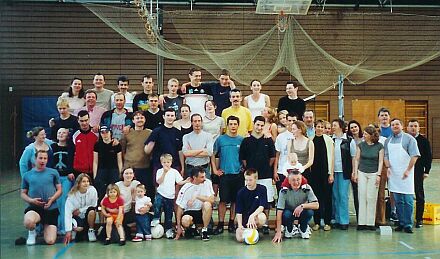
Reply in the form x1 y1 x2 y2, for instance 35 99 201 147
136 184 146 192
106 184 121 197
57 98 70 108
167 78 179 86
160 153 173 163
69 173 91 195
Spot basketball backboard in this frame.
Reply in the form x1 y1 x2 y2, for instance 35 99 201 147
256 0 313 15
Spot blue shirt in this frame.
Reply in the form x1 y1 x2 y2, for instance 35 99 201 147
380 126 392 138
384 132 420 160
21 168 60 210
236 184 268 223
146 125 183 169
213 134 243 174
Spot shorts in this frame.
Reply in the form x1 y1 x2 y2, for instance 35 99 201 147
211 174 220 185
257 178 275 203
24 206 59 226
219 173 244 203
107 214 123 223
183 210 203 225
72 207 96 229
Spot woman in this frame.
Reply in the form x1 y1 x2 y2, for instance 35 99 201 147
115 168 141 240
287 121 314 179
352 126 384 230
173 104 192 136
51 128 75 234
59 77 85 114
331 119 356 230
309 120 334 231
324 121 332 136
64 173 98 244
19 127 53 177
203 100 225 141
347 120 363 222
262 107 278 141
93 126 123 201
277 109 288 134
243 80 270 120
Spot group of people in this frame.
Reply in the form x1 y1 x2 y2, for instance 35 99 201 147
18 68 432 247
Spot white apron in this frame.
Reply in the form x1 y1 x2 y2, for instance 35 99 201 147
388 136 414 194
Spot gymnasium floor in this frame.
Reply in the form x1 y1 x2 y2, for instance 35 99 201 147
1 163 439 259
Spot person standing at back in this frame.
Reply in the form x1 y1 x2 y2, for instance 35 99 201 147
92 73 113 111
277 81 306 120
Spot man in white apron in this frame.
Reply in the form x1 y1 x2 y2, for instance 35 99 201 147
384 118 420 233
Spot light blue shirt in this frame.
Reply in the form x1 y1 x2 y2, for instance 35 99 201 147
213 134 243 174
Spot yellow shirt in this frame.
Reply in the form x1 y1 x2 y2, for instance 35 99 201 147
221 106 253 137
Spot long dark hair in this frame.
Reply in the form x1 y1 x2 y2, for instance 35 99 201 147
347 120 363 139
68 77 85 98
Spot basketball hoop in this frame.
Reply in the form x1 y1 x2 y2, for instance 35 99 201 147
276 10 288 33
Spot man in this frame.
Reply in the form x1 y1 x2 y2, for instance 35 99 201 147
175 167 214 241
211 116 244 234
92 73 113 110
100 92 133 140
202 69 236 116
74 89 106 132
273 113 296 192
182 114 213 178
180 67 211 117
144 93 164 130
49 98 79 140
277 81 306 119
111 76 134 112
160 78 185 119
376 107 393 225
407 119 432 228
384 118 420 233
239 116 275 234
221 89 252 137
272 170 319 242
235 169 268 243
21 150 62 245
120 111 154 200
303 110 315 138
72 110 98 177
144 108 184 174
133 75 154 112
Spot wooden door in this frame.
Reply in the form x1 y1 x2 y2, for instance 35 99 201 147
351 100 405 129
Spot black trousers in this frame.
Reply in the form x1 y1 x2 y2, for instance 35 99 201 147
414 172 425 222
310 175 333 225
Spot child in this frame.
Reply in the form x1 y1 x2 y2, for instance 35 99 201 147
152 154 189 239
281 153 307 190
100 184 125 246
132 184 153 242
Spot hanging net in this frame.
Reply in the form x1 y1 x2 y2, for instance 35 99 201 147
84 2 440 95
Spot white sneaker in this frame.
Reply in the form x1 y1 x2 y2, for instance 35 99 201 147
151 219 160 227
88 229 97 242
26 230 37 245
291 225 300 237
300 228 310 239
284 228 293 238
165 229 174 239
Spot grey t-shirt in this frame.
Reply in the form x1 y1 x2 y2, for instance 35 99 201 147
96 88 114 110
21 168 61 210
358 141 383 173
182 130 213 166
276 184 318 211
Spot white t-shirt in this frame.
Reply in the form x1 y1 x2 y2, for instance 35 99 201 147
275 130 294 174
283 161 304 177
156 168 183 199
116 180 140 213
176 179 214 211
135 196 152 214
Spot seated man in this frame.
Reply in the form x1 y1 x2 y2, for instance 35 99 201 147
272 170 319 242
235 169 268 243
175 167 214 241
21 150 62 245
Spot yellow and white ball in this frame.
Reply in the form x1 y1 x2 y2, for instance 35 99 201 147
243 228 259 245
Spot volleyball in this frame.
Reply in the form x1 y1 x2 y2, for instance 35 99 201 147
243 228 259 245
151 224 164 239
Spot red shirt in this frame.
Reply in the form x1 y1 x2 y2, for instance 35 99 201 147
101 196 124 214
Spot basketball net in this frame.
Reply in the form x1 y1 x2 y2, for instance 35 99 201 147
276 10 288 33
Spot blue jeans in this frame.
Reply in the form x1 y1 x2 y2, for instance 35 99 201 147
56 176 74 233
333 172 350 225
135 213 151 236
282 209 314 233
153 193 174 231
393 193 414 228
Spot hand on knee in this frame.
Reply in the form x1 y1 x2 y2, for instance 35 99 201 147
257 213 267 227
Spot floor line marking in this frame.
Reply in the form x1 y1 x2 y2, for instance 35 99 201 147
53 241 75 259
399 241 415 250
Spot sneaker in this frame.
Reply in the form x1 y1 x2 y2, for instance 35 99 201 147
323 225 331 231
201 230 210 241
165 229 175 239
132 236 143 242
144 235 152 240
394 226 403 232
301 225 312 235
284 228 293 239
103 238 110 245
262 225 270 235
151 219 160 227
415 221 423 228
119 239 126 246
88 229 97 242
213 225 224 235
228 222 236 233
390 212 398 222
312 224 320 231
404 227 413 234
300 228 310 239
26 230 37 245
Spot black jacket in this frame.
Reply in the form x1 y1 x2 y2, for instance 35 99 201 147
415 134 432 175
333 135 354 180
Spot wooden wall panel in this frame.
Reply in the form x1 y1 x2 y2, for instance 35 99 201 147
1 2 439 164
